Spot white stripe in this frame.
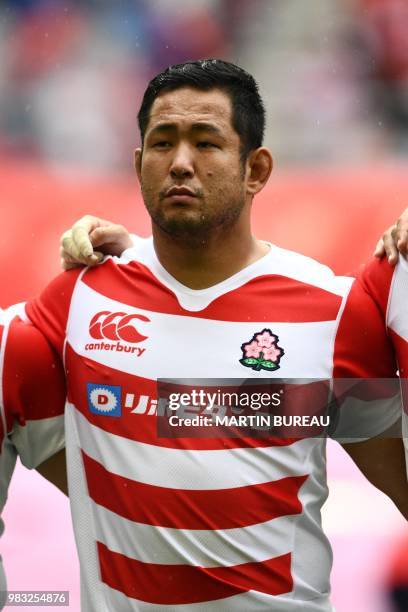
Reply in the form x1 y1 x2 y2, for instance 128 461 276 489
2 303 26 323
387 259 408 340
266 244 353 297
73 407 313 490
11 415 65 469
102 582 333 612
121 237 352 306
68 281 338 379
63 265 88 372
65 408 107 612
92 499 295 566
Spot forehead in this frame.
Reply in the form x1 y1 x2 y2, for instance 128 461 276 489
146 87 234 132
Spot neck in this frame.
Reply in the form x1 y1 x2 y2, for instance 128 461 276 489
151 213 269 289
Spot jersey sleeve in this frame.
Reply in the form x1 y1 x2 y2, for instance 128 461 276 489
25 268 82 357
1 316 67 469
331 270 401 443
367 255 408 374
357 255 397 315
356 256 408 380
366 256 408 462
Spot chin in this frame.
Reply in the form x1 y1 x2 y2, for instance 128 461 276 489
159 209 205 227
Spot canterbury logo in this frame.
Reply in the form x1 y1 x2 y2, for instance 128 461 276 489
89 311 150 343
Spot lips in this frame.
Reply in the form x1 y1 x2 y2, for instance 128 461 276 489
165 186 197 198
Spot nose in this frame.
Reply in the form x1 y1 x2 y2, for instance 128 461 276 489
169 143 194 179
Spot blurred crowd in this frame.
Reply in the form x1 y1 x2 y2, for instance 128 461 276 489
0 0 407 170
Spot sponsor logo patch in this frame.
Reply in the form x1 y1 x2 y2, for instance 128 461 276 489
125 393 158 415
87 383 122 417
85 311 150 356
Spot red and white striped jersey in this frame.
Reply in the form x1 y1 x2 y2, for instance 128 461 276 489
0 308 65 607
358 255 408 461
26 238 400 612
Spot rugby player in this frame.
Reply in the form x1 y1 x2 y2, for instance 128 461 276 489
18 60 408 611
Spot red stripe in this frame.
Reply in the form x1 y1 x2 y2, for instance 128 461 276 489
98 542 293 604
81 259 342 322
66 343 297 449
83 451 306 529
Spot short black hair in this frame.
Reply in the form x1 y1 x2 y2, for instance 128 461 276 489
138 59 266 160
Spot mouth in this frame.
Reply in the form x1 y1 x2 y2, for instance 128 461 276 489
165 195 197 205
163 187 198 205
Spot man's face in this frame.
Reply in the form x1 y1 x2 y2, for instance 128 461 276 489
136 87 247 242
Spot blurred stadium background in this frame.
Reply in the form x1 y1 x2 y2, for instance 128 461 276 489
1 0 408 610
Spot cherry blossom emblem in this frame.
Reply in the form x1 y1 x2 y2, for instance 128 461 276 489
240 329 284 372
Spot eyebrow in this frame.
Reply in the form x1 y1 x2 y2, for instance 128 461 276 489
147 122 226 140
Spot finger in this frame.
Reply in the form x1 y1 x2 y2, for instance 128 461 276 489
396 228 408 254
383 230 399 266
60 232 86 263
60 247 86 269
89 226 123 247
373 238 385 258
90 225 133 254
60 247 103 270
60 248 78 264
60 216 122 264
60 233 96 266
395 213 408 233
88 251 104 264
62 244 103 265
89 225 126 245
71 225 96 260
71 215 116 259
60 230 73 252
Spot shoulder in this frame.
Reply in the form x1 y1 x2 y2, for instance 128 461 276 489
79 235 154 280
268 244 353 297
3 318 66 425
381 256 408 349
25 268 83 354
356 256 396 316
5 318 63 381
26 267 83 316
334 263 397 378
1 318 66 467
72 236 156 303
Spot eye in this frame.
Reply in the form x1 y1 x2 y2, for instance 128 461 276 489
152 141 172 149
197 141 218 149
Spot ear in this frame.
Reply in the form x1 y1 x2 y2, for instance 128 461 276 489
245 147 273 196
134 148 142 182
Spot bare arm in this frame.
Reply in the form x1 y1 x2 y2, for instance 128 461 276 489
341 434 408 520
35 449 68 496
